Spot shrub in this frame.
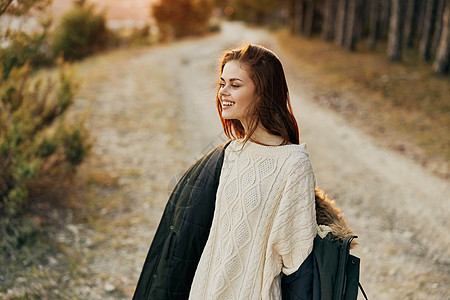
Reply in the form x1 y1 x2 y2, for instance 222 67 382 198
51 3 109 61
152 0 213 39
128 24 155 45
1 18 53 80
0 62 91 216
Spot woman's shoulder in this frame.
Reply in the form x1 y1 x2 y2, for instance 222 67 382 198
284 146 313 173
229 139 310 159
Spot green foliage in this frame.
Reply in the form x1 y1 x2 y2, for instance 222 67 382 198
0 62 91 216
1 18 53 79
0 0 51 16
152 0 213 39
0 214 39 256
128 24 155 45
60 124 90 166
52 3 109 61
228 0 278 24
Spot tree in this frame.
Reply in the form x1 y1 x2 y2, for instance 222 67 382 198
379 0 391 39
292 0 306 35
433 0 450 73
420 0 438 60
431 0 446 54
344 0 362 51
321 0 337 41
403 0 417 48
335 0 348 46
368 0 379 50
303 0 315 37
152 0 213 39
284 0 448 73
387 0 405 61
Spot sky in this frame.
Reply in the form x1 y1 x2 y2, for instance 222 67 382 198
51 0 156 21
0 0 157 34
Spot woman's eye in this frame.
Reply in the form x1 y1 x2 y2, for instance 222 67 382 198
219 82 239 88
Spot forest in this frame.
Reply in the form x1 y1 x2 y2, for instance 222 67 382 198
223 0 450 74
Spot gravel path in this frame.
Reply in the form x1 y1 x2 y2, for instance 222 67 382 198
59 22 450 299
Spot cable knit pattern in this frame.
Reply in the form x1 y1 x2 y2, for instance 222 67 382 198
189 139 317 300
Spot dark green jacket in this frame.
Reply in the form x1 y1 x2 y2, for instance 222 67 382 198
281 234 360 300
133 141 360 300
133 142 230 300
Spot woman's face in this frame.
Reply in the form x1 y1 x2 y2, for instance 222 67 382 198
219 60 257 128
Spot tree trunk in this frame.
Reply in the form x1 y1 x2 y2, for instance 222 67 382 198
432 0 446 54
335 0 348 45
368 0 380 50
290 0 296 33
387 0 405 60
255 10 266 25
293 0 306 35
380 0 391 39
420 0 438 60
403 0 417 48
433 0 450 73
357 0 369 39
321 0 337 41
344 0 361 50
417 0 428 39
303 0 315 36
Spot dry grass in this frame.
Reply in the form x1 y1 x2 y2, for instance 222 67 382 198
276 29 449 178
85 170 121 187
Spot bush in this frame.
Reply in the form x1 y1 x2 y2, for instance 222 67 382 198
152 0 213 39
1 18 53 80
0 62 91 216
228 0 277 25
52 3 109 61
128 24 156 45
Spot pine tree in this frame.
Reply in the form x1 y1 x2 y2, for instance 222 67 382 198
387 0 405 61
433 0 450 73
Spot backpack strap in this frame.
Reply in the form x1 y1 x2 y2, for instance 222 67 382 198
358 282 369 300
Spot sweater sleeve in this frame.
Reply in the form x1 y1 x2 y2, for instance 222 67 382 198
268 156 317 276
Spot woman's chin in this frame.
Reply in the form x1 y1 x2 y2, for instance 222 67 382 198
221 113 234 120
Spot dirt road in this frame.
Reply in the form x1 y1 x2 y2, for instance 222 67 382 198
64 22 450 299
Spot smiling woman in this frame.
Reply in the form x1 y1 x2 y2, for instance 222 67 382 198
219 60 257 128
133 43 317 300
216 43 300 147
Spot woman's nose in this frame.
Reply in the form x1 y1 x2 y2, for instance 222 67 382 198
219 86 229 96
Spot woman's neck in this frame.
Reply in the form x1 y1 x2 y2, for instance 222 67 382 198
245 124 286 146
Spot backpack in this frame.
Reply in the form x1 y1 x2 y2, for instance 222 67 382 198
281 188 369 300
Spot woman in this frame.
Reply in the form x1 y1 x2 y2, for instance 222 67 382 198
132 43 317 300
188 44 317 299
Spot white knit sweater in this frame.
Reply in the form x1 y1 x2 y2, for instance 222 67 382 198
189 139 317 300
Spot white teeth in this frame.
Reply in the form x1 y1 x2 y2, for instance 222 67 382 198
223 101 234 106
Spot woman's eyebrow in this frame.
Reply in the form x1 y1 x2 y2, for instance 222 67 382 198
220 77 244 82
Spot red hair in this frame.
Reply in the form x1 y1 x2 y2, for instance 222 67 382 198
216 43 299 146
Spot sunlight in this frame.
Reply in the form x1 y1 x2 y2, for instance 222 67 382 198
48 0 158 30
52 0 157 22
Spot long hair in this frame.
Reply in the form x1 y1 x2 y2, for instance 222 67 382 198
216 43 300 146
